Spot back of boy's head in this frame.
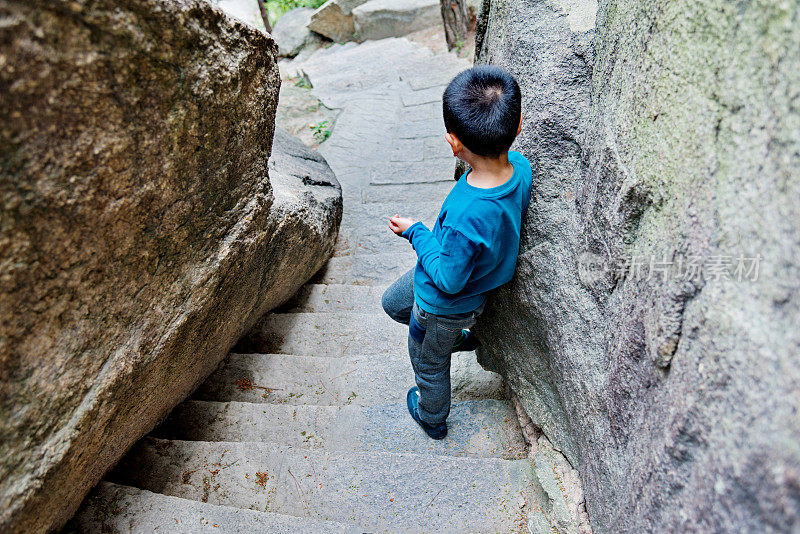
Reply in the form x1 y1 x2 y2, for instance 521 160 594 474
442 65 522 158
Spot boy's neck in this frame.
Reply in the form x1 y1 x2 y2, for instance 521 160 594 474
463 152 514 188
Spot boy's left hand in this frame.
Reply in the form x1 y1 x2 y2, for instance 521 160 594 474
389 214 416 235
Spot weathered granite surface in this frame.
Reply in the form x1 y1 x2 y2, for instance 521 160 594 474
272 6 317 57
0 1 341 532
474 0 800 531
307 0 370 42
352 0 441 42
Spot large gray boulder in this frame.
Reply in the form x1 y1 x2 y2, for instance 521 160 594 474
0 1 341 532
475 0 800 532
273 7 317 57
352 0 441 41
307 0 370 42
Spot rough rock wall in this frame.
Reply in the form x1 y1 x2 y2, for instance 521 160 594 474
475 0 800 532
0 1 341 532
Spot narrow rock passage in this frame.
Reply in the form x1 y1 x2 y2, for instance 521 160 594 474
73 38 536 532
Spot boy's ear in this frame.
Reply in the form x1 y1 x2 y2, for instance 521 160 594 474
516 115 523 136
445 132 462 157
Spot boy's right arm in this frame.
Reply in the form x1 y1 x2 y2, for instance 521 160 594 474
402 222 479 295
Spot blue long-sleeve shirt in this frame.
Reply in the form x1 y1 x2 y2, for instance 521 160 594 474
401 151 532 314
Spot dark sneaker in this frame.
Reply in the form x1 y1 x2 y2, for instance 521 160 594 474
452 329 480 352
406 386 447 440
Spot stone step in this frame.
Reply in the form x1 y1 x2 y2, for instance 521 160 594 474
281 284 385 313
333 226 415 256
291 42 362 76
360 181 454 204
340 200 442 228
152 399 526 459
70 481 361 533
336 201 441 255
109 438 534 533
370 159 455 185
398 53 470 90
191 351 504 406
317 41 359 58
250 312 405 356
311 252 417 285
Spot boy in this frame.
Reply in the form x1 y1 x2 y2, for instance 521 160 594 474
382 65 531 440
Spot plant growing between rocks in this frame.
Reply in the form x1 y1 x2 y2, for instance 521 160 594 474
259 0 327 26
310 120 332 143
440 0 468 51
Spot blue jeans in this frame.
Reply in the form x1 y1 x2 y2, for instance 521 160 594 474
381 268 483 425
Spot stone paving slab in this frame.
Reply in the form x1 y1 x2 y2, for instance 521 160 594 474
423 135 455 160
339 200 443 228
191 351 504 407
282 284 385 313
311 252 417 285
72 482 361 533
254 312 409 356
398 54 469 90
342 203 442 230
370 160 455 185
302 41 429 101
399 101 442 122
153 399 527 459
333 227 411 255
401 84 449 106
111 438 534 533
396 117 445 139
335 200 441 255
388 138 425 162
360 181 454 204
275 83 339 147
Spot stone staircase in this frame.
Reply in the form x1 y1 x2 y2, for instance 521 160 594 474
71 37 536 532
74 285 532 532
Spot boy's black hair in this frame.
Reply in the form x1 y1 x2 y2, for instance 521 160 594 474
442 65 522 158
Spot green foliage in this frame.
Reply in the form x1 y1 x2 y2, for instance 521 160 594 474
310 120 331 143
265 0 326 24
454 35 466 56
294 76 312 89
452 35 475 59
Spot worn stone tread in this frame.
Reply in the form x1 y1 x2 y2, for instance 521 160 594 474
370 159 455 185
70 481 361 533
311 252 417 285
398 53 470 90
152 399 526 459
109 439 533 533
400 84 450 107
335 200 442 255
360 181 455 204
340 200 443 228
190 351 504 407
281 284 386 313
251 312 410 355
